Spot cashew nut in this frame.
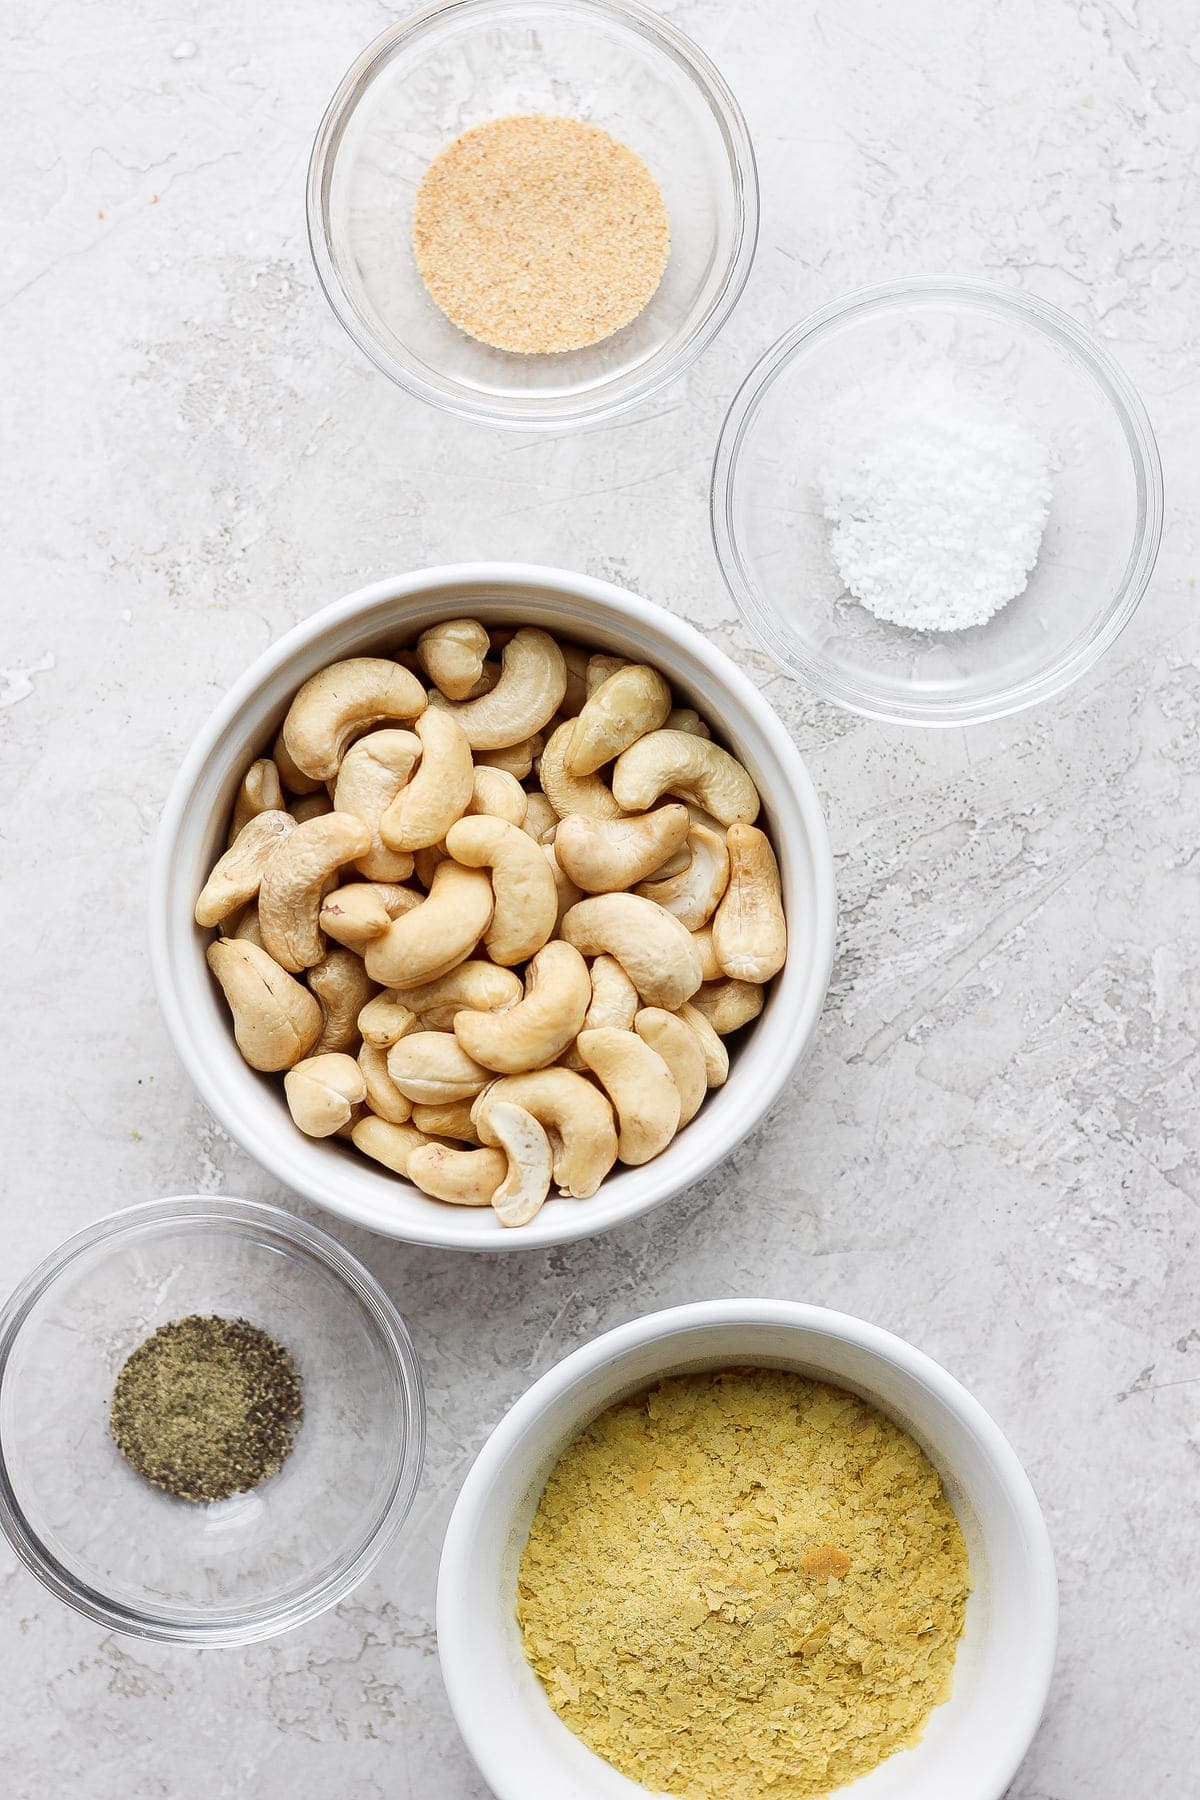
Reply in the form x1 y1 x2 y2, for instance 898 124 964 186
406 1142 509 1206
427 627 566 750
363 860 494 988
231 759 285 839
468 765 527 827
473 1069 617 1199
280 658 426 782
350 1115 427 1175
585 653 629 696
575 1028 681 1165
411 1099 481 1144
634 1008 708 1126
612 730 761 827
636 820 730 930
560 894 703 1011
454 941 590 1073
711 823 787 983
521 791 559 842
476 735 542 780
417 619 489 701
385 1032 492 1105
206 938 322 1071
308 947 376 1055
291 791 334 824
320 881 421 950
379 706 474 852
665 707 710 739
413 844 448 889
332 729 421 882
484 1102 553 1227
227 903 266 949
257 812 373 972
538 719 623 820
543 839 583 931
554 804 689 894
444 814 557 965
284 1053 366 1137
386 960 523 1033
358 1043 414 1124
273 730 322 796
195 810 296 928
566 663 673 776
677 1001 730 1087
688 978 765 1036
691 923 723 983
357 992 420 1050
585 954 640 1032
560 644 590 717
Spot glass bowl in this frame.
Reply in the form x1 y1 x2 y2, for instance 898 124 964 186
711 279 1164 726
0 1196 424 1644
307 0 758 429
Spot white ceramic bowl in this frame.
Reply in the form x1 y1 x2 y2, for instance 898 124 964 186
151 566 836 1251
438 1299 1057 1800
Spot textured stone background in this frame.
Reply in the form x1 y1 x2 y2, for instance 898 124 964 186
2 1 1197 1795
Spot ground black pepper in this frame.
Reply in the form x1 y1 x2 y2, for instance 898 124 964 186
110 1315 303 1503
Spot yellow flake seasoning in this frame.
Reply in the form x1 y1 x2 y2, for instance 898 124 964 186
517 1369 969 1798
413 114 670 355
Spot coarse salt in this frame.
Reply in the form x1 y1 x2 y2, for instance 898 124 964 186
819 373 1053 633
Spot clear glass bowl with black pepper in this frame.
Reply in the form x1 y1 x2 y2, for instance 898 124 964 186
0 1196 424 1644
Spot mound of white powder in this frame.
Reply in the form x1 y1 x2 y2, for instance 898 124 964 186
819 375 1052 633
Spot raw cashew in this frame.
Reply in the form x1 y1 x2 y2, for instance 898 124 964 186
387 961 523 1033
444 815 557 965
385 1032 492 1105
380 707 474 851
555 804 689 894
358 1043 414 1124
484 1102 553 1227
561 894 703 1011
280 658 426 781
575 1028 681 1165
231 759 284 839
320 881 421 950
634 1008 708 1126
206 938 322 1071
228 903 266 949
417 619 489 701
476 735 541 780
586 954 640 1032
521 791 559 842
677 1001 730 1086
284 1053 366 1138
454 941 590 1073
291 791 334 824
273 731 322 796
544 840 583 931
413 844 448 889
195 810 295 927
636 820 730 930
350 1115 427 1175
357 992 420 1050
308 947 376 1055
646 843 692 881
468 765 527 827
363 861 494 988
612 730 760 827
411 1099 481 1144
332 730 421 881
427 627 566 750
585 653 629 696
258 812 373 972
473 1070 617 1199
539 720 623 820
566 663 672 776
689 978 765 1036
711 823 787 983
406 1142 509 1206
666 707 710 739
560 644 590 717
691 923 723 983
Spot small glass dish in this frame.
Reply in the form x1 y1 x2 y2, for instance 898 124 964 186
711 278 1164 726
0 1196 424 1644
307 0 758 429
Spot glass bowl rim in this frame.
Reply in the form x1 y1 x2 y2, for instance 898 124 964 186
0 1194 426 1646
710 275 1165 727
305 0 760 430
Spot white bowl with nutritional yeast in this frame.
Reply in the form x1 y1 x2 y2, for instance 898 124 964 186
150 565 836 1251
438 1299 1058 1800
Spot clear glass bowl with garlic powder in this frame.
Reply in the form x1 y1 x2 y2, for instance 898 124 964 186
711 279 1163 726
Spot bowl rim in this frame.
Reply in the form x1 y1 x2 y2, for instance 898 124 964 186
305 0 760 429
0 1194 426 1645
148 562 837 1252
711 274 1165 726
437 1296 1059 1800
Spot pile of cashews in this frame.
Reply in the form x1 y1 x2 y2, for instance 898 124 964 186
195 620 787 1227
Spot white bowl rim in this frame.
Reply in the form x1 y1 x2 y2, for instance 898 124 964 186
437 1296 1058 1800
305 0 761 430
711 274 1165 726
148 563 837 1251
